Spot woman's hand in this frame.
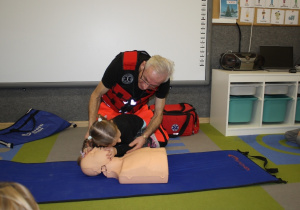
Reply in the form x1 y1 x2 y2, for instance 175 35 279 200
127 135 146 153
83 146 92 155
104 147 117 160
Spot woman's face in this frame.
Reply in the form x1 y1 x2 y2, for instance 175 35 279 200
109 129 121 147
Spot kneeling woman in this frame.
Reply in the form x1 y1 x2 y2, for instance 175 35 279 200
80 114 160 159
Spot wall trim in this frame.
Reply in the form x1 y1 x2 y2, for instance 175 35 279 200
0 118 210 129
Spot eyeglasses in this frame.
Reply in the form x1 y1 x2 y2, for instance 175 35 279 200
140 68 158 90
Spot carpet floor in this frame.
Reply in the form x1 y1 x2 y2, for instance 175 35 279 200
1 123 300 210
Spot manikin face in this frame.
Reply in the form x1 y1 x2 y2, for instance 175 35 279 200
80 147 110 176
137 62 167 91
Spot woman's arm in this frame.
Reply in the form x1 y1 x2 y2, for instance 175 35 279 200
127 97 165 153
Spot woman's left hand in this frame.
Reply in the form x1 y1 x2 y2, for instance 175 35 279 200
104 147 117 160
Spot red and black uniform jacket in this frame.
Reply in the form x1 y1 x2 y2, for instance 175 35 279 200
102 51 157 114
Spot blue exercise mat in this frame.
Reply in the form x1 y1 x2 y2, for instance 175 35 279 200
0 150 283 203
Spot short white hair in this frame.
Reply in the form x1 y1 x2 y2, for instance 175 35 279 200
145 55 174 81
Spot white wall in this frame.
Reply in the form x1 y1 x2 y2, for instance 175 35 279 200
0 0 209 84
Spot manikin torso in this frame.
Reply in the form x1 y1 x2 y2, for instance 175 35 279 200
80 147 169 184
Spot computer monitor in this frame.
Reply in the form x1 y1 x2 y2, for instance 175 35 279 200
260 46 294 69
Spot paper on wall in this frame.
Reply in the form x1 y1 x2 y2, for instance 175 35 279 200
220 0 239 19
257 8 271 23
285 10 299 24
271 9 285 24
240 7 255 22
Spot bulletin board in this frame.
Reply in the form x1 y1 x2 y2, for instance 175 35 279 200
213 0 300 26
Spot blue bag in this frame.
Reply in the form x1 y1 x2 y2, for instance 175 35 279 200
0 108 75 148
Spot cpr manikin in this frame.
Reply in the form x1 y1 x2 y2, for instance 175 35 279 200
80 147 169 184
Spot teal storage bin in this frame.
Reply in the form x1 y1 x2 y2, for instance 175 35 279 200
228 96 257 123
263 95 292 123
295 97 300 121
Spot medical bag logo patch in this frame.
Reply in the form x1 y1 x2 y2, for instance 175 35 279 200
122 73 134 84
171 124 179 132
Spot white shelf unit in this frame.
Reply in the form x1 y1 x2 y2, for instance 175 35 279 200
210 69 300 136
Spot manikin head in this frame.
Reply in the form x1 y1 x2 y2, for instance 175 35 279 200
80 147 111 176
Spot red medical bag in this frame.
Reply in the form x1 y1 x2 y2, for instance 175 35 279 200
150 103 199 137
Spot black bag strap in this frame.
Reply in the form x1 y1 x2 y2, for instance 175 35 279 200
237 150 287 183
0 140 13 148
1 109 39 135
0 109 39 148
176 103 198 126
9 109 39 133
238 150 278 173
163 103 195 115
169 112 191 138
157 126 168 143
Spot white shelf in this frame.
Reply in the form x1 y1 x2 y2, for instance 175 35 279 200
210 69 300 136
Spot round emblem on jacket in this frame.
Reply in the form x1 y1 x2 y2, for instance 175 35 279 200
171 124 179 132
122 73 134 84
